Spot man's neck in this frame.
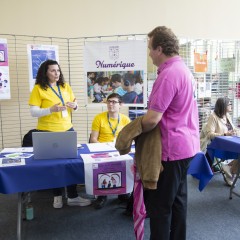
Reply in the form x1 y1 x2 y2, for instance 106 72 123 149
108 112 119 119
158 54 178 66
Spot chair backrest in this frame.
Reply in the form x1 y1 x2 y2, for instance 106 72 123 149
22 129 39 147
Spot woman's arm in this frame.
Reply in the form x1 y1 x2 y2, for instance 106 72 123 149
30 106 51 117
205 114 225 139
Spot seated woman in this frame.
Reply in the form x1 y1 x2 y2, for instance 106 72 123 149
200 97 239 186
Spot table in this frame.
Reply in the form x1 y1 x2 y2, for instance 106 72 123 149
128 109 147 120
0 145 212 240
207 136 240 199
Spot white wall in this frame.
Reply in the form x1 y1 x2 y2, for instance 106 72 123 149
1 0 240 39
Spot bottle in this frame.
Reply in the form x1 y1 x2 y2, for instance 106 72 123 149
26 203 34 220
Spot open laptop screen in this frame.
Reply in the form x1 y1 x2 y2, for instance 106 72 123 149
32 131 78 160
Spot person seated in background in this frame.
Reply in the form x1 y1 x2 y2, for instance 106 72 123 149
29 59 91 208
200 97 239 186
133 72 144 103
87 72 96 96
90 93 131 209
93 76 105 94
133 72 143 95
102 77 111 92
121 73 140 104
111 73 127 96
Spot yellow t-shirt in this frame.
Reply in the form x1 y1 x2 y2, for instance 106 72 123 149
29 83 75 132
91 112 131 142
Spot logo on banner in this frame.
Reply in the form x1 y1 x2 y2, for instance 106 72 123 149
109 46 119 60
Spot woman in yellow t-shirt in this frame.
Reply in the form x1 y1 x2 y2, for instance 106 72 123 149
29 60 91 209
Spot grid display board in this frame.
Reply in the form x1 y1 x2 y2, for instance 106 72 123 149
0 33 240 149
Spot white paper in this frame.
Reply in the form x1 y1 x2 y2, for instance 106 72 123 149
86 142 117 152
0 147 33 153
4 153 33 159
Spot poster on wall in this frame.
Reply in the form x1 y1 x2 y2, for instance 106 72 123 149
27 44 59 91
84 40 147 106
194 73 211 99
0 39 11 100
194 52 208 73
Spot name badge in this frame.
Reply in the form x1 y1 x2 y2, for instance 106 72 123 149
62 109 68 118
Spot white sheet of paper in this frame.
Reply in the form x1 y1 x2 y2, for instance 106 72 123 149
0 147 33 153
86 142 117 152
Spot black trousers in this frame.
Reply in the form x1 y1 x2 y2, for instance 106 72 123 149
53 184 78 198
145 157 192 240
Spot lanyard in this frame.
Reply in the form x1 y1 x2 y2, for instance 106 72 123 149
107 113 120 137
48 84 65 105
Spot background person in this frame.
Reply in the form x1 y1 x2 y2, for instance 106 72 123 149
87 72 96 97
90 93 131 209
200 97 239 186
29 59 91 209
111 73 127 96
133 71 143 95
121 72 140 104
142 26 200 240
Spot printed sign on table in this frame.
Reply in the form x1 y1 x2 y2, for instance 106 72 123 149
81 151 134 195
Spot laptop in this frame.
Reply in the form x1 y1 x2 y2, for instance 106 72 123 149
32 131 78 160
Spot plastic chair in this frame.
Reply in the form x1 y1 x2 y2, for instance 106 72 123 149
211 156 231 185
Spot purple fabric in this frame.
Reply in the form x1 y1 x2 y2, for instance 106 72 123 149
133 163 146 240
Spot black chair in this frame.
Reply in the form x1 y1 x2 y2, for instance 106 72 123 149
22 129 39 147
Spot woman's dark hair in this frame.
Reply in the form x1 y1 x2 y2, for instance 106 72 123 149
107 93 122 103
214 97 230 118
148 26 179 56
35 60 65 90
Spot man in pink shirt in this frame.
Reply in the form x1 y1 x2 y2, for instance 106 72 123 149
142 26 200 240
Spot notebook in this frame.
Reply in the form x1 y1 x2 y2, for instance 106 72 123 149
32 131 78 160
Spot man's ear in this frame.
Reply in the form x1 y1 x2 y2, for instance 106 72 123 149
157 46 162 54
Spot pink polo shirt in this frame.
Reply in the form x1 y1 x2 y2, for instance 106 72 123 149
148 56 200 161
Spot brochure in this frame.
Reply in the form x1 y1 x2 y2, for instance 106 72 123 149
0 158 26 167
